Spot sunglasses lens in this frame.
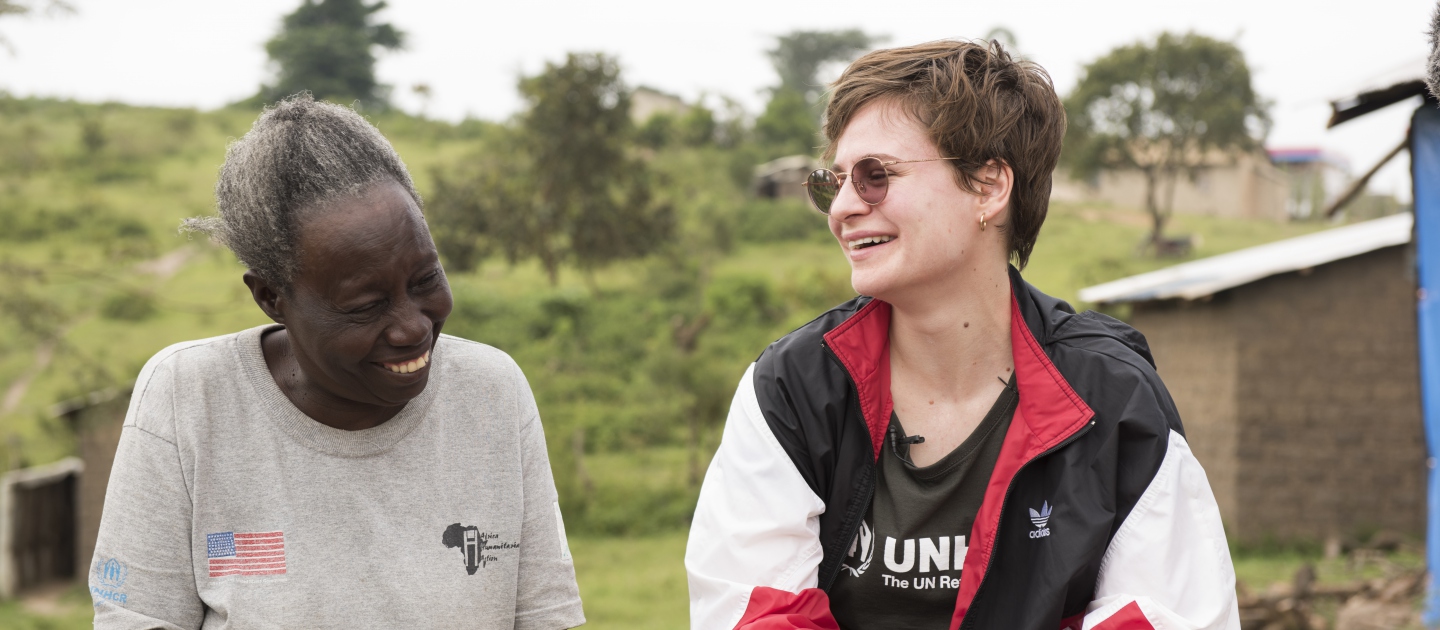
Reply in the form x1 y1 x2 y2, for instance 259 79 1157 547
853 157 889 205
806 169 840 214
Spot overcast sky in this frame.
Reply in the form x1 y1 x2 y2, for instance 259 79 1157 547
2 0 1433 199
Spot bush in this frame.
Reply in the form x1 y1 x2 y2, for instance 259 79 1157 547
100 290 157 321
732 197 828 243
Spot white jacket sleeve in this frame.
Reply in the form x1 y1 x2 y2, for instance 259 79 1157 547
685 364 831 630
1082 430 1241 630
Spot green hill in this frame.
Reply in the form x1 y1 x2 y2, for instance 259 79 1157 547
0 96 1334 532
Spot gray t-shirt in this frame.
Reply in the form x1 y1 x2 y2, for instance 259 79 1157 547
89 325 585 630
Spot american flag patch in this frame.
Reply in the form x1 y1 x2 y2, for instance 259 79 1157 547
207 531 286 577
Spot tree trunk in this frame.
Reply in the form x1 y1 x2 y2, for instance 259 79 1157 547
572 428 593 496
541 253 559 286
688 411 701 487
582 269 599 296
1143 167 1167 252
547 267 559 287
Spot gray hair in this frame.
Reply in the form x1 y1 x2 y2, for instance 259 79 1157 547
183 93 422 292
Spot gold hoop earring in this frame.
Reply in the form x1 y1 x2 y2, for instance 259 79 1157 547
981 217 987 231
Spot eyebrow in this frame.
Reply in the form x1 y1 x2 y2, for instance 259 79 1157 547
831 153 902 170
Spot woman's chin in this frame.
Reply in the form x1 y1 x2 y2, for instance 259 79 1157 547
360 371 431 407
846 274 892 302
849 272 898 301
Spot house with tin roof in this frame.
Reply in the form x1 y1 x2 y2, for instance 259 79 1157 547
1081 213 1424 544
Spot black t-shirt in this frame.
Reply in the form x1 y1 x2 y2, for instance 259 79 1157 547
829 377 1018 630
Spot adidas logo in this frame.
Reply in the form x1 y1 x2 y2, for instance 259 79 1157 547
1028 501 1052 539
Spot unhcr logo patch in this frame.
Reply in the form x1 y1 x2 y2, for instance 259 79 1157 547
841 520 874 577
1028 501 1052 539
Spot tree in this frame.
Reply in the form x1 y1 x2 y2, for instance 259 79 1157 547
261 0 404 107
429 53 673 286
0 0 72 54
983 26 1019 51
754 87 817 156
756 29 882 157
768 29 880 106
1064 32 1269 253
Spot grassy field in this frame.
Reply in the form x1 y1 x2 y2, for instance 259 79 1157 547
0 534 690 630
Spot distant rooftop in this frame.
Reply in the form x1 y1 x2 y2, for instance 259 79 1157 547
1268 147 1323 163
1078 213 1413 305
1267 147 1347 169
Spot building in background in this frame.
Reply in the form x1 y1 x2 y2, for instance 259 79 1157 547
1052 151 1292 222
0 458 82 598
1268 147 1350 219
1080 214 1424 544
752 155 818 203
630 86 688 125
0 388 127 598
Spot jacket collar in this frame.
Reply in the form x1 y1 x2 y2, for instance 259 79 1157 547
821 297 892 460
953 269 1095 628
1004 266 1097 455
820 270 1095 462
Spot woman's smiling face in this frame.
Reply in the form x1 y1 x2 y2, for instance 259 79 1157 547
827 100 1006 303
270 178 453 412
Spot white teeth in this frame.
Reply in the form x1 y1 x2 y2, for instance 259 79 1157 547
847 235 895 250
386 350 431 374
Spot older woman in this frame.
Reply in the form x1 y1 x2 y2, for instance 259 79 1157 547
686 41 1239 629
88 95 585 629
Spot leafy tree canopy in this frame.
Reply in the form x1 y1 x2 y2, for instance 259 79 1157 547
0 0 71 54
754 87 818 157
1064 31 1269 250
261 0 404 107
767 29 880 104
430 53 672 285
983 26 1019 51
758 29 882 158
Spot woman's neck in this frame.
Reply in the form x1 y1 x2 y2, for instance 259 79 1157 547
886 263 1015 395
261 327 405 431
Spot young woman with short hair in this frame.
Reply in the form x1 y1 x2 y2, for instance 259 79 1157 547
686 40 1238 630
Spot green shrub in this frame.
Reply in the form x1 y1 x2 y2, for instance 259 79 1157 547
100 290 157 321
732 197 828 243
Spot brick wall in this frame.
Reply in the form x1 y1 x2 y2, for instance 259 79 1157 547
1131 297 1240 523
1129 245 1425 544
61 393 128 578
1231 246 1424 542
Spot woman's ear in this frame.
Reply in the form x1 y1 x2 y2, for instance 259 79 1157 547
242 270 286 324
978 159 1014 226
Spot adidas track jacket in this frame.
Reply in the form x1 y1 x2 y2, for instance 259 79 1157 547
686 268 1240 630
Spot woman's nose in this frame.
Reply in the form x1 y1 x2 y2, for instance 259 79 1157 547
386 296 433 348
827 178 873 222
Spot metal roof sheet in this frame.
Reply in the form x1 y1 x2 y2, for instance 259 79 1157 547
1077 213 1413 305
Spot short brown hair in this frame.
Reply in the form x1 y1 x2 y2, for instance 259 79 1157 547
823 40 1065 268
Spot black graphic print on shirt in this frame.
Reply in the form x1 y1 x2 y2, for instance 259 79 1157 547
441 523 520 575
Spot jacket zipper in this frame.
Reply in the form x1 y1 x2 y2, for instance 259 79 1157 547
818 340 878 591
957 418 1096 630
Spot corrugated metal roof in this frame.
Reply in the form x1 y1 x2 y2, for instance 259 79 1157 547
1077 213 1413 305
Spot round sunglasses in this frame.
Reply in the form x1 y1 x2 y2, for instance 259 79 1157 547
803 156 961 215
